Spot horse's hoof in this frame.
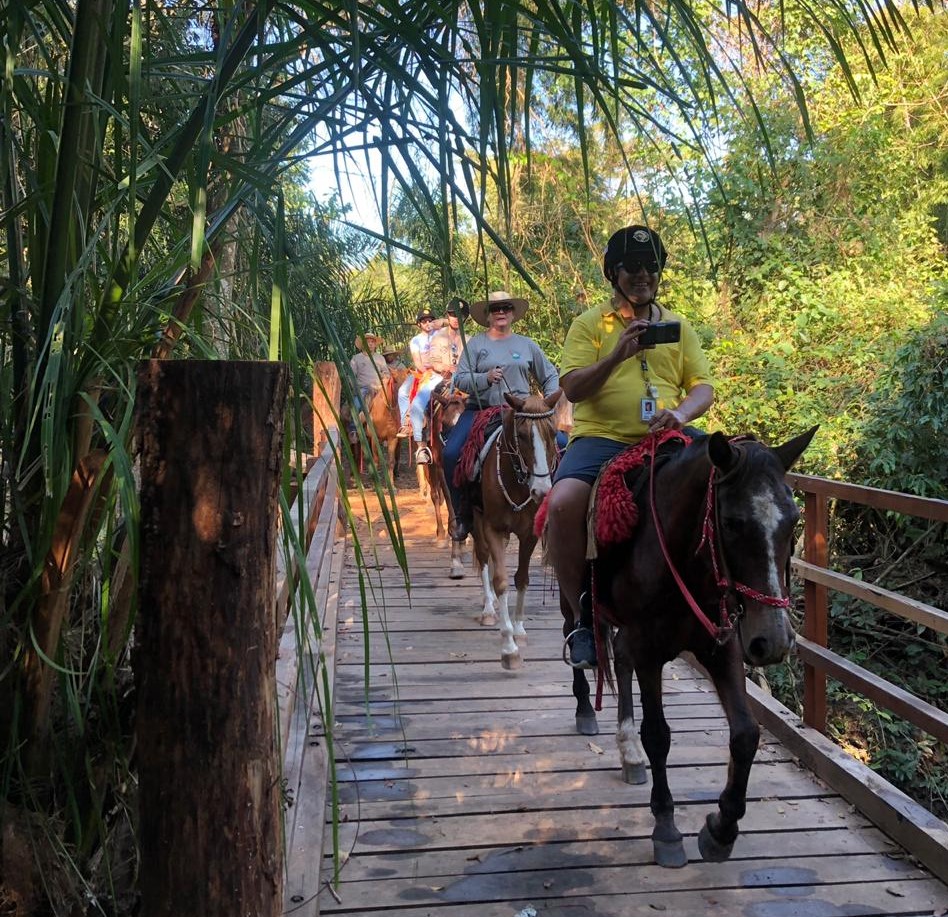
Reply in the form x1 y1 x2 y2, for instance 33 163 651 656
501 652 522 670
513 632 527 645
653 838 688 869
575 714 599 736
449 564 464 580
478 614 498 627
622 761 648 785
698 820 735 863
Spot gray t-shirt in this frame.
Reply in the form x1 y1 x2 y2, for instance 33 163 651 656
454 332 559 408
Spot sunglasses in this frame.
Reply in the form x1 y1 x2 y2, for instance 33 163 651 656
489 303 515 314
620 257 661 275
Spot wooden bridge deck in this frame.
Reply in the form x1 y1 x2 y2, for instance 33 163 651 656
291 479 948 917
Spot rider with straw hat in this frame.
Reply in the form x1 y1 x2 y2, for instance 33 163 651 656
444 290 561 540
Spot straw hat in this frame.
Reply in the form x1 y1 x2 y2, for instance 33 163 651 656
353 331 382 351
469 290 529 327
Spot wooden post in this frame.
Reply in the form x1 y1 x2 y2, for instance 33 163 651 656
135 360 289 917
311 361 340 454
802 492 829 733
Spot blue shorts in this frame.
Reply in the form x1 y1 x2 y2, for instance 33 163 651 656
553 436 631 485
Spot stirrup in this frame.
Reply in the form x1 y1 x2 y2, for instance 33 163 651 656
563 627 598 670
415 445 432 464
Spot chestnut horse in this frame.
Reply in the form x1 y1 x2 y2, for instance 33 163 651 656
565 426 816 869
346 369 408 477
471 390 561 668
418 386 466 551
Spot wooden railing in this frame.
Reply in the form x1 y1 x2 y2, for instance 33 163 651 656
746 473 948 885
786 472 948 742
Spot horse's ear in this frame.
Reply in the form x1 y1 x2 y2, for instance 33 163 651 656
504 392 525 410
707 431 739 474
772 425 819 471
544 388 563 409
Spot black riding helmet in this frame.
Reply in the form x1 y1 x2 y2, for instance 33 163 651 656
602 225 668 284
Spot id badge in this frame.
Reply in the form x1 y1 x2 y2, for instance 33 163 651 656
640 398 656 422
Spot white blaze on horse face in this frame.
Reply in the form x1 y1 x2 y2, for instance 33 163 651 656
750 486 788 597
529 425 552 498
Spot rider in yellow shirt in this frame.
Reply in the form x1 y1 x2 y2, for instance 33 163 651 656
546 225 715 668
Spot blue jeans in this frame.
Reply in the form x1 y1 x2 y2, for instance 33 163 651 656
409 373 444 442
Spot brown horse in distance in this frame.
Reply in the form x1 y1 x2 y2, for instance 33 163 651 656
421 387 467 571
347 368 408 478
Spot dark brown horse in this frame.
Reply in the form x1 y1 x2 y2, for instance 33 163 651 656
565 427 816 868
472 390 561 668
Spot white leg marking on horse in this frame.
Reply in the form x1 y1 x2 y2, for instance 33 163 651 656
617 717 645 769
496 590 518 657
751 488 784 596
529 426 552 497
513 588 527 638
480 563 498 622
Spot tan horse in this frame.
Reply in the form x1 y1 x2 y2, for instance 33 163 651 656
347 368 408 477
470 389 561 668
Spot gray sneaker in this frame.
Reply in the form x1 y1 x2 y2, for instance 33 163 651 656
566 627 597 669
415 445 432 464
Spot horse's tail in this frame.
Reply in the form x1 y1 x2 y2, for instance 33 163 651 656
533 493 553 564
598 620 616 695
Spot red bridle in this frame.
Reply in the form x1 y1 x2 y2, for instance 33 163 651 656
648 437 791 644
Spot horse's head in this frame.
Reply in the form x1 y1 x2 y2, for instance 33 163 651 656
432 386 467 435
707 426 817 666
503 390 561 504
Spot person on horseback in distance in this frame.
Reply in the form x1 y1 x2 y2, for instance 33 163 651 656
545 226 715 669
443 290 562 541
412 300 467 464
396 309 445 462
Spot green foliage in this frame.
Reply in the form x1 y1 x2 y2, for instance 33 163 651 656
851 308 948 498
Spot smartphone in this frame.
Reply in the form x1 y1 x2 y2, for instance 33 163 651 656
638 321 681 347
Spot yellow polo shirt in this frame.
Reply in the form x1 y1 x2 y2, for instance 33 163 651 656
560 303 714 444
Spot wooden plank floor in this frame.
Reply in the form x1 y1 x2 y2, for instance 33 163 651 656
313 478 948 917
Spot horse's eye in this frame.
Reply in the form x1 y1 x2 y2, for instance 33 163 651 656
720 516 746 534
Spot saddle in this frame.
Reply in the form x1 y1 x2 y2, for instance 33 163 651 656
453 407 504 487
588 431 692 556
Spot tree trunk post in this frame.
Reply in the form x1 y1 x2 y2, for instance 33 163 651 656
135 360 289 917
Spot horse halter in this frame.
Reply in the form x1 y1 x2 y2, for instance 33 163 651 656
649 438 791 646
496 406 557 511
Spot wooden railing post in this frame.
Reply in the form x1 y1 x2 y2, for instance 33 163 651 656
311 361 340 454
802 491 829 732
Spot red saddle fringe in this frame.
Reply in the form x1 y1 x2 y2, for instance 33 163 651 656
594 430 691 546
453 406 503 487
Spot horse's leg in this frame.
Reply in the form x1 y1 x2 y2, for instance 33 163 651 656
636 660 687 868
386 436 398 486
472 521 497 627
510 533 535 646
562 595 598 735
439 470 465 580
696 644 760 863
429 467 446 539
613 628 647 785
488 529 520 670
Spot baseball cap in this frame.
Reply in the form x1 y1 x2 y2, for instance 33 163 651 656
603 225 668 282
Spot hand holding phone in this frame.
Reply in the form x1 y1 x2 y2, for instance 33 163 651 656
638 321 681 347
